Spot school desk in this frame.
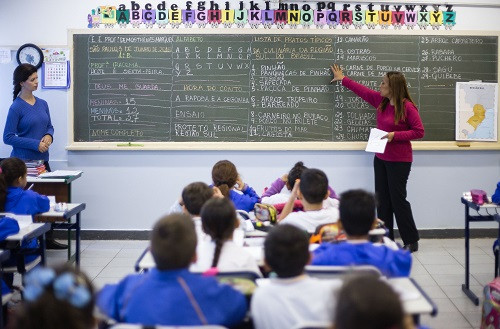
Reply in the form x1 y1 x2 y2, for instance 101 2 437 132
27 172 82 204
460 197 500 305
34 203 86 267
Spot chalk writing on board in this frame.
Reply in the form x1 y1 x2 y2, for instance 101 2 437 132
73 34 498 143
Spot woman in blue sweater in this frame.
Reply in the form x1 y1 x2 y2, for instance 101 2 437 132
3 64 54 170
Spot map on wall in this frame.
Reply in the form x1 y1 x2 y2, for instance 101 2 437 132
456 82 498 141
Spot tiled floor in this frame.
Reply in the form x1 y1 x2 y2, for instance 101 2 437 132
43 238 494 329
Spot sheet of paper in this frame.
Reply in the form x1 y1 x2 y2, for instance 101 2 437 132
365 128 388 153
2 213 32 229
0 48 11 64
39 170 82 178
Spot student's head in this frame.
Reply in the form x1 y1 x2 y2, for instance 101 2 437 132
13 63 38 101
181 182 214 216
200 198 238 268
211 160 238 198
287 161 307 190
0 157 28 211
264 224 310 278
151 213 197 270
299 168 329 204
339 189 376 237
379 71 415 124
14 265 95 329
333 275 405 329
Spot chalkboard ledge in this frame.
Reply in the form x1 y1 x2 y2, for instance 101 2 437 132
66 142 500 151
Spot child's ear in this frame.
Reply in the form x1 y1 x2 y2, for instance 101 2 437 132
337 219 344 231
262 258 272 273
191 252 198 264
306 251 312 265
297 188 303 200
323 190 330 200
234 217 240 229
371 218 378 229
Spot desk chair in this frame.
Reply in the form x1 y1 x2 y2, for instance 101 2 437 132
305 265 382 279
110 324 229 329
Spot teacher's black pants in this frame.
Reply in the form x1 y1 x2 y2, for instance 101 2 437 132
374 156 419 245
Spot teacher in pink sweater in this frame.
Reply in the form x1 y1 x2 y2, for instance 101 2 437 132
331 64 424 253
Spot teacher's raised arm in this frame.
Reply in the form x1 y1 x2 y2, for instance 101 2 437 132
330 63 424 253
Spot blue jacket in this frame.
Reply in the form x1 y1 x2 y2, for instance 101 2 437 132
3 97 54 162
0 217 19 296
97 268 247 327
311 241 412 278
5 187 50 216
229 185 260 212
493 181 500 204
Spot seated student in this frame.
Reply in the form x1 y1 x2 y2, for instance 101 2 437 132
311 189 412 278
212 159 260 212
169 182 219 241
12 265 95 329
261 161 338 206
0 157 50 215
493 181 500 204
278 168 339 233
0 157 50 283
97 213 247 327
190 198 262 276
333 274 428 329
251 224 341 329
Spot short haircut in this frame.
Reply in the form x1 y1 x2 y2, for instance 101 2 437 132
264 224 310 278
299 168 328 204
181 182 213 216
339 189 376 236
151 213 197 270
287 161 307 190
334 275 404 329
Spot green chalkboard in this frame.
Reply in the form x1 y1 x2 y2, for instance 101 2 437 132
71 31 498 145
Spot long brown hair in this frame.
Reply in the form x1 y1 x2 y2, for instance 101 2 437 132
200 198 238 268
378 71 416 125
211 160 238 198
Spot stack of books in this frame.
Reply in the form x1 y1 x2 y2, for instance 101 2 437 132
25 160 46 177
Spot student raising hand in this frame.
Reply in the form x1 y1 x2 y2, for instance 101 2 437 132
330 64 345 82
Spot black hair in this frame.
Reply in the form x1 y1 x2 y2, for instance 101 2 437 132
287 161 307 190
334 274 404 329
339 189 376 236
0 157 28 211
264 224 309 278
299 168 328 204
13 64 37 101
211 160 238 198
181 182 214 216
13 265 95 329
151 213 197 270
200 198 238 268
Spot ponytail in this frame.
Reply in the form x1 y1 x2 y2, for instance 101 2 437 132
13 84 21 101
211 238 224 268
216 184 230 198
200 198 238 269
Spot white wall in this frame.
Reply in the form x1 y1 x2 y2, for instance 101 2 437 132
0 1 499 231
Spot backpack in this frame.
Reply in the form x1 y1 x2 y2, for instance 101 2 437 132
309 222 346 244
481 277 500 329
254 203 277 224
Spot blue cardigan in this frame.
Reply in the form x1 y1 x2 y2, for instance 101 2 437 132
3 96 54 161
